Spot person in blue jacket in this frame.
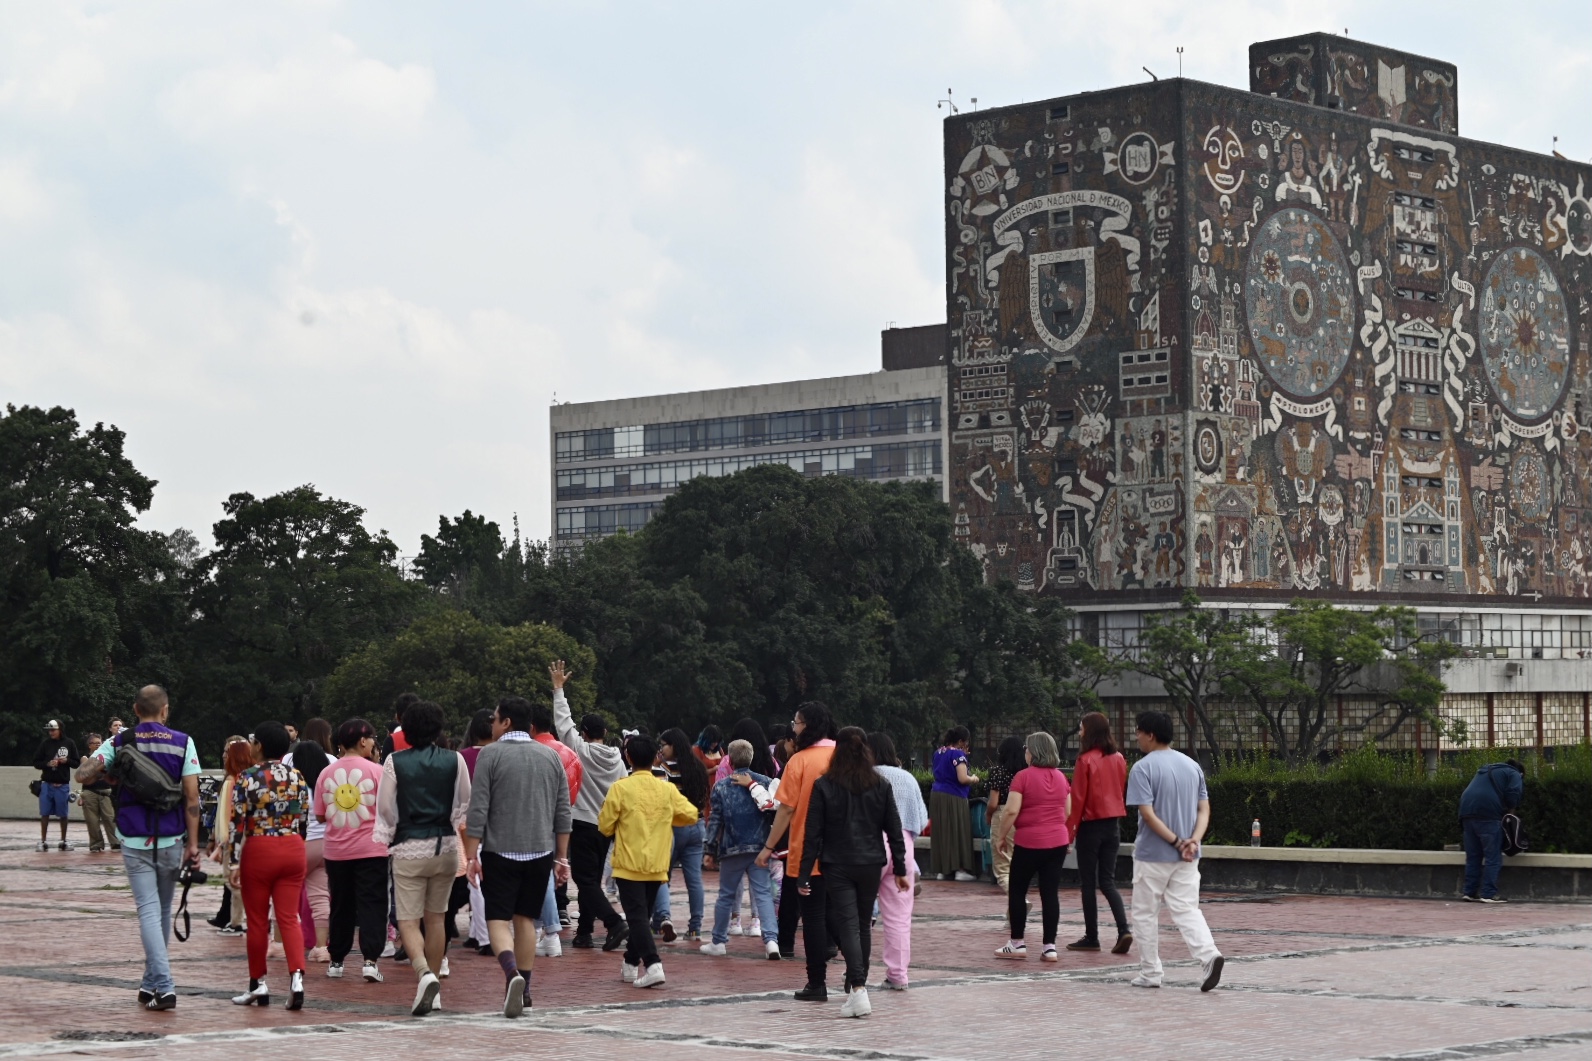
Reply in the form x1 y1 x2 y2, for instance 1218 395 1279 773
1458 759 1524 904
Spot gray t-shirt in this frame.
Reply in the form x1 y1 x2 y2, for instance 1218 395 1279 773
1126 748 1208 863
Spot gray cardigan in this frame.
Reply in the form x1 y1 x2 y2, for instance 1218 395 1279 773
465 735 573 854
552 689 628 826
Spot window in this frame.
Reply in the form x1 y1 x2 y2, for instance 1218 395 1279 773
1050 208 1073 226
1051 162 1070 176
1048 105 1070 121
555 441 944 500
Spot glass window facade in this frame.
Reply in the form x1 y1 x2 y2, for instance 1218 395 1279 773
555 502 664 543
555 399 940 463
557 441 942 501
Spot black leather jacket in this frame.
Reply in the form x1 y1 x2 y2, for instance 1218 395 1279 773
798 775 908 883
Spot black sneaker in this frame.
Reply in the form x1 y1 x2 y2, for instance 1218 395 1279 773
476 943 494 956
779 948 796 960
137 989 154 1006
559 911 572 929
601 922 630 952
793 983 828 1002
1478 895 1509 904
658 920 676 943
1460 894 1479 902
1065 937 1101 951
459 937 478 949
147 993 177 1011
571 933 595 949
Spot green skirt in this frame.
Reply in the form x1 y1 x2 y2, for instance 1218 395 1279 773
929 791 977 876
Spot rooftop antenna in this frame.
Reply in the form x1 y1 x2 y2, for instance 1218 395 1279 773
937 89 959 115
970 97 979 111
1177 47 1184 78
1143 66 1158 81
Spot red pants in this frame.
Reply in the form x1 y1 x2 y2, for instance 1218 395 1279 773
241 834 307 979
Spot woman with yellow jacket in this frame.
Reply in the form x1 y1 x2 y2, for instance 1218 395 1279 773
597 733 699 990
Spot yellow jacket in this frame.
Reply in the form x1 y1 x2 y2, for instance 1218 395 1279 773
597 771 699 881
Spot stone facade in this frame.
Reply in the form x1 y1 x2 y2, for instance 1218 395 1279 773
946 35 1592 610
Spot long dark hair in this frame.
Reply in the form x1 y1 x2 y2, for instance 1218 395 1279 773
728 718 775 776
1079 712 1118 756
794 701 835 750
866 731 900 768
659 727 710 810
825 727 881 795
290 739 331 790
301 718 334 753
996 735 1026 775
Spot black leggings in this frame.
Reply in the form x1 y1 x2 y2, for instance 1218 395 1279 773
1007 843 1069 945
615 879 662 968
778 868 802 953
1074 818 1129 940
325 856 388 963
823 863 881 990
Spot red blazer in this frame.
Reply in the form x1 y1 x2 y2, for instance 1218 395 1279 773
1067 748 1127 836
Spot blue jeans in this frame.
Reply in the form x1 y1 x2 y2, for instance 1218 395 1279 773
124 843 183 994
712 852 777 944
653 821 705 933
1462 818 1503 899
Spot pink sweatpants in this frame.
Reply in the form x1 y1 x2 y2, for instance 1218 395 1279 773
877 830 917 985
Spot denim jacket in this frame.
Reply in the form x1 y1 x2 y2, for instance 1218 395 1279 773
706 770 774 858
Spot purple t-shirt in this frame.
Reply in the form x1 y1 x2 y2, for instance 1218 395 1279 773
931 746 971 799
1009 767 1072 849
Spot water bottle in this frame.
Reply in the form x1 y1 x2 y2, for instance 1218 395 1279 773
1251 819 1262 847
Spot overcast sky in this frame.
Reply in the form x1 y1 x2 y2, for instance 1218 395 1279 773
2 2 1587 551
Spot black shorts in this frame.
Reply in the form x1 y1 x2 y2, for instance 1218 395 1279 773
480 851 554 922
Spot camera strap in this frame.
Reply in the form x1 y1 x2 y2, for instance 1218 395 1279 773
172 870 193 943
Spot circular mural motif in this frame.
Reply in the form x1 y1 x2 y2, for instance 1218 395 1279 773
1245 208 1355 398
1511 449 1550 522
1479 247 1571 420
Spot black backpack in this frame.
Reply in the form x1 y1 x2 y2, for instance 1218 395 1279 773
109 729 185 812
1501 812 1528 857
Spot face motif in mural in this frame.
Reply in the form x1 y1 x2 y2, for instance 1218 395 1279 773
1478 247 1571 420
1245 208 1355 398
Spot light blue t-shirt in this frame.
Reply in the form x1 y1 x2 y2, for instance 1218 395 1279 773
1126 748 1208 863
90 735 203 850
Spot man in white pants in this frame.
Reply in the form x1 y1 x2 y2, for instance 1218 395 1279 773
1125 710 1224 991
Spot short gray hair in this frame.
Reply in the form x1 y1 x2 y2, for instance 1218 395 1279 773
727 739 754 768
1025 731 1060 769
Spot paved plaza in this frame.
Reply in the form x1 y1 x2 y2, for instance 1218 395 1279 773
0 821 1586 1060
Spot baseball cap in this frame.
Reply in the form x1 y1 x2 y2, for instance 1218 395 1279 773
45 719 61 729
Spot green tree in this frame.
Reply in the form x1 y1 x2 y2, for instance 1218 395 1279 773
1134 591 1260 763
322 611 596 737
0 405 185 761
179 486 423 747
1221 600 1454 766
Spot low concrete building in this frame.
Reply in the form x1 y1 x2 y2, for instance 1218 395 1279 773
550 325 947 551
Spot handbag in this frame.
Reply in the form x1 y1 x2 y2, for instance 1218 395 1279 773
1501 812 1528 857
29 779 42 797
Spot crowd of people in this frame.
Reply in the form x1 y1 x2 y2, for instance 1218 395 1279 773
51 670 1531 1021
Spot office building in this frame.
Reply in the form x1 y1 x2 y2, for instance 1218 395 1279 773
550 326 946 551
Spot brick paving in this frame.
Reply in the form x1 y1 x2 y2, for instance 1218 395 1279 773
0 821 1586 1060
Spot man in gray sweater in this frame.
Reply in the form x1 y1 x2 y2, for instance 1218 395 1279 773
464 695 572 1018
550 660 630 951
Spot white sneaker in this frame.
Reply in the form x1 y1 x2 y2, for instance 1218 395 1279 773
633 962 665 988
621 960 638 983
362 961 383 983
953 870 978 882
381 940 396 958
411 971 440 1016
840 987 872 1017
747 918 762 937
727 916 743 936
1130 974 1161 988
34 840 47 852
765 939 781 959
995 942 1027 959
326 962 344 979
439 957 450 979
699 941 727 956
503 973 525 1018
536 932 562 957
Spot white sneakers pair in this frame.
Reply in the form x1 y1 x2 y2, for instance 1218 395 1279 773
840 987 871 1018
621 960 665 988
535 930 563 957
726 917 763 936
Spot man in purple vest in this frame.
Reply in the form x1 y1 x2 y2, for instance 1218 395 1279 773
76 685 202 1011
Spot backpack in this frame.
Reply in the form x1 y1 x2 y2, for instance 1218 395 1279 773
109 730 185 812
1501 812 1528 857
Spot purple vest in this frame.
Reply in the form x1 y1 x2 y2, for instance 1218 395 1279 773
114 722 190 839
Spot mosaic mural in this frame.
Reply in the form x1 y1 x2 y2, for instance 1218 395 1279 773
946 38 1592 603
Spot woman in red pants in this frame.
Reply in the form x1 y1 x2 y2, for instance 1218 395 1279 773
228 721 309 1010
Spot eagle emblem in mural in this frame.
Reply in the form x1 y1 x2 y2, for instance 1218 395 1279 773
1478 247 1570 420
1244 207 1355 397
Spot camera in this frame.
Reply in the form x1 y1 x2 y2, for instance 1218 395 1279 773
179 864 208 886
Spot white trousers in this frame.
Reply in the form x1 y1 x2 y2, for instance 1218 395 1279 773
468 878 487 943
1131 859 1220 981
